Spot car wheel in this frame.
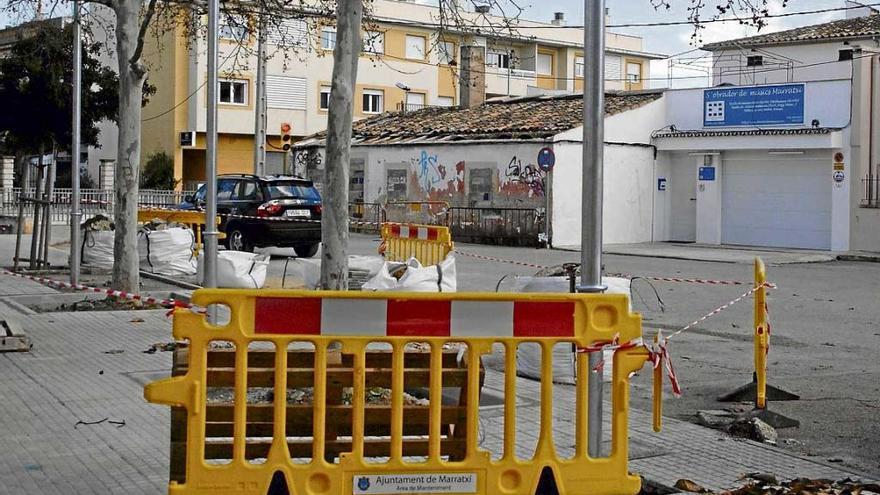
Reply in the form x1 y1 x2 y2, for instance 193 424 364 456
227 227 253 252
294 243 319 258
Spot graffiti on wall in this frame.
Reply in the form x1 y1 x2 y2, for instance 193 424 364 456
294 149 322 177
380 149 544 206
407 151 465 201
501 156 545 197
413 151 442 191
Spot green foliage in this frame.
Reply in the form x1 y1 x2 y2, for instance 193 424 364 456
140 151 176 190
0 22 119 155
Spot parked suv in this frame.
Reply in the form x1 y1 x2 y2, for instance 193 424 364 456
181 174 322 257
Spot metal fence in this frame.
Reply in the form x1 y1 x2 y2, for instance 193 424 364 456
383 201 450 226
0 188 193 224
448 206 544 247
348 202 383 233
862 176 880 208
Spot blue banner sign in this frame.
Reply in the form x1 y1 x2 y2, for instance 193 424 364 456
703 83 805 127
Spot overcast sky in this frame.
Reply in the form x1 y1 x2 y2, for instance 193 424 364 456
0 0 855 87
520 0 848 87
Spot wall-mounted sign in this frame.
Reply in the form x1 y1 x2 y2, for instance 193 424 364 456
699 166 716 181
658 177 667 191
833 163 845 171
834 152 845 163
537 147 555 171
703 83 805 127
833 170 845 183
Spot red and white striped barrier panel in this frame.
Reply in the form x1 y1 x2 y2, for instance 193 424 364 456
387 223 443 241
254 297 579 337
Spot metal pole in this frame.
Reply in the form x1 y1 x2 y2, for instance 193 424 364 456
203 0 219 292
580 0 607 458
70 0 83 284
253 11 267 176
29 155 44 270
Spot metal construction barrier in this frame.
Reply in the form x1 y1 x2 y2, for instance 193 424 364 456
717 257 799 427
380 222 454 266
383 201 450 226
348 202 383 233
753 258 769 409
145 290 649 495
448 207 544 247
138 208 224 254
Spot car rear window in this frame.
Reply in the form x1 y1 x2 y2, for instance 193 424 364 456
265 181 321 201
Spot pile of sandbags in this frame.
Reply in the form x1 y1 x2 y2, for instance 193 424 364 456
198 251 270 289
362 255 457 292
81 215 197 276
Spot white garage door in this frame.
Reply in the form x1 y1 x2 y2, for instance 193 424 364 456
722 151 831 249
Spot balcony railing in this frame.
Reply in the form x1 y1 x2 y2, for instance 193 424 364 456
862 176 880 208
396 102 445 113
490 67 537 80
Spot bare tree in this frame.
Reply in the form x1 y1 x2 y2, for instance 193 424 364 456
320 0 361 290
650 0 785 43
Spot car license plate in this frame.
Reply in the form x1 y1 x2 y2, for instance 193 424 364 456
285 209 311 218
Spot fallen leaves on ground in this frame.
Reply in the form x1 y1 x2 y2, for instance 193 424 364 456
672 476 880 495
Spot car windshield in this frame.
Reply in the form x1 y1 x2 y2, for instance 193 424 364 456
266 181 321 201
192 185 206 202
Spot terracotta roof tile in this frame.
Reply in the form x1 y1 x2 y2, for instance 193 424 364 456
298 90 663 147
702 13 880 50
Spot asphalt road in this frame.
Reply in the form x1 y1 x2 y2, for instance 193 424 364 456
261 233 880 476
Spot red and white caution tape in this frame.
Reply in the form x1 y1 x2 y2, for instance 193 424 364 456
648 333 682 397
453 250 748 286
453 250 549 270
575 333 682 398
666 282 775 340
0 270 204 315
612 273 746 286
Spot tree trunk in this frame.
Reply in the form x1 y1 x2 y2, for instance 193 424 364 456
320 0 362 290
111 0 146 292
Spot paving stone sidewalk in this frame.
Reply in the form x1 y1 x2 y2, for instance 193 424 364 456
0 271 872 494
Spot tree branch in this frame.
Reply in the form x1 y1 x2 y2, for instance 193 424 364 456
129 0 159 76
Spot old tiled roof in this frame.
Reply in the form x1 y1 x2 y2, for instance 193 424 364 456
296 90 664 147
702 13 880 50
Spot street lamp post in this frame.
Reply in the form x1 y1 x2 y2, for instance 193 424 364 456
581 0 607 458
70 0 82 285
203 0 220 294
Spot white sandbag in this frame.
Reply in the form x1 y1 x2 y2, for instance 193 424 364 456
348 255 386 280
280 258 322 289
81 230 115 270
198 250 270 288
362 255 457 292
139 228 197 276
513 276 631 384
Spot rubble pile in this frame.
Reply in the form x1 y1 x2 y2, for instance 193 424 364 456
673 476 880 495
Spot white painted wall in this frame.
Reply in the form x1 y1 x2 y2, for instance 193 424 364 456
555 96 665 145
550 142 655 247
663 79 852 131
357 143 549 206
654 146 853 251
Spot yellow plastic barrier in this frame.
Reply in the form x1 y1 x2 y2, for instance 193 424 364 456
754 257 769 409
138 208 224 254
380 222 454 266
145 290 649 495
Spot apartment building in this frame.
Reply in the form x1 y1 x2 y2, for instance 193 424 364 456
88 0 663 187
